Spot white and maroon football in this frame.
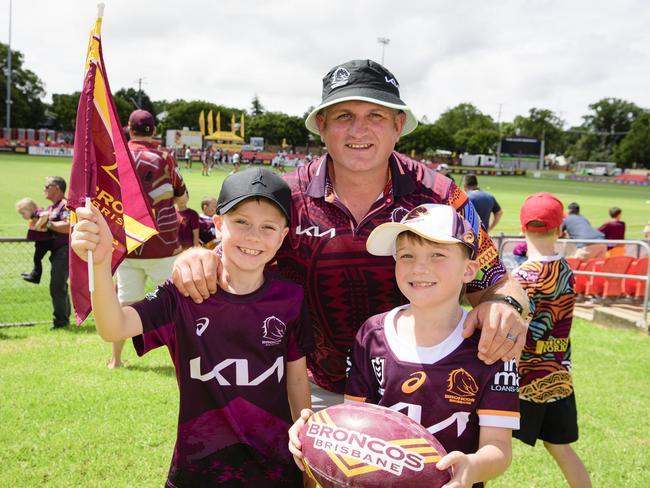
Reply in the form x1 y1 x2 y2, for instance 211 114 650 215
299 402 451 487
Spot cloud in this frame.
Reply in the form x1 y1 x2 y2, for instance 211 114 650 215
2 0 649 127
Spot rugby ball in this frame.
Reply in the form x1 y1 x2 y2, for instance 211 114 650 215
299 403 451 487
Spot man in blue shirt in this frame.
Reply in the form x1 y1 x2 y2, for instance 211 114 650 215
464 174 503 233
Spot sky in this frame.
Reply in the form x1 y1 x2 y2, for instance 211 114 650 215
2 0 649 128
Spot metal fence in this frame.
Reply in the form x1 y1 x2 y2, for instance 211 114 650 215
0 238 60 326
494 235 650 326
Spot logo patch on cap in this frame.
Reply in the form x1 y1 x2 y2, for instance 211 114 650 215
384 76 399 88
331 67 351 89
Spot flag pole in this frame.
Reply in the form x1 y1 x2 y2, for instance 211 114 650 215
86 2 105 293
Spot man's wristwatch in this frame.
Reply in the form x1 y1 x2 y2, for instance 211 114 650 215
499 295 533 322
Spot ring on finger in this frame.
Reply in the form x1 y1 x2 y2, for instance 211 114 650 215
505 331 518 342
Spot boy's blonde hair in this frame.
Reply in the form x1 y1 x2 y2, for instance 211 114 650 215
524 221 559 237
15 198 38 213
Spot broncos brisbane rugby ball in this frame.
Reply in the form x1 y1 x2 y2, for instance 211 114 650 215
299 403 451 487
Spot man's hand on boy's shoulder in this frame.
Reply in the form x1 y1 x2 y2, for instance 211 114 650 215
463 300 527 364
171 247 221 303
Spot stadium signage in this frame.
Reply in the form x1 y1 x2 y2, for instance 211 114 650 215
27 146 74 157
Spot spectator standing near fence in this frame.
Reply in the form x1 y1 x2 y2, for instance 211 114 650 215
598 207 626 257
108 110 188 368
43 176 71 329
561 202 606 261
463 173 503 232
176 196 200 250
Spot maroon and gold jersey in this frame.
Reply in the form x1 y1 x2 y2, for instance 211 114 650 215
345 307 520 459
275 153 506 393
131 273 313 487
513 256 575 403
127 140 186 259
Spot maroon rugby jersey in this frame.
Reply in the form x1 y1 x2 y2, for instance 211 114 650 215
46 198 70 249
177 207 200 249
275 152 506 393
345 307 519 487
127 139 187 259
131 273 313 487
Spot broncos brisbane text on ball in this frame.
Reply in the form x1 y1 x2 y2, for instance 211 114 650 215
299 403 451 488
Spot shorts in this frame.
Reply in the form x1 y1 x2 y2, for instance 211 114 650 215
116 255 177 304
513 393 579 446
310 381 344 412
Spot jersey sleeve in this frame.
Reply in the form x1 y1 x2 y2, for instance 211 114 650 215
445 181 506 292
168 153 187 198
287 299 314 361
130 281 179 357
190 210 200 230
344 322 376 404
476 359 520 430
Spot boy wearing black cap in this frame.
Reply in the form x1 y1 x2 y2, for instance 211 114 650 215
71 168 313 487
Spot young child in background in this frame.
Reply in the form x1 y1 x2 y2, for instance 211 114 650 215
290 204 520 488
15 197 52 284
176 194 200 250
198 196 222 249
513 192 592 488
71 168 313 487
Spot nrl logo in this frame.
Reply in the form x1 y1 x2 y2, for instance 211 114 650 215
331 67 351 89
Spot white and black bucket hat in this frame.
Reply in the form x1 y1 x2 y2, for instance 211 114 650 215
305 59 418 137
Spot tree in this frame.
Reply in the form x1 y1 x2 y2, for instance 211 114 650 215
248 111 309 147
567 98 641 161
49 92 80 131
0 42 46 128
614 112 650 168
453 127 500 154
157 100 246 137
511 108 566 154
251 94 265 116
114 87 155 121
396 123 453 155
435 103 496 153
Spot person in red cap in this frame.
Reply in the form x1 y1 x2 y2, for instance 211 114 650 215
107 109 188 368
512 192 592 488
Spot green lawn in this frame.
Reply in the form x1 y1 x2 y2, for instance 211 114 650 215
2 153 648 237
1 317 648 487
1 153 650 486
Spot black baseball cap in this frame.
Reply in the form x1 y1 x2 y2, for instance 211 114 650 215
217 168 291 222
305 59 418 136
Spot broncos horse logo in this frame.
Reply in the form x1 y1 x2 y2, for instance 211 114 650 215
261 316 287 346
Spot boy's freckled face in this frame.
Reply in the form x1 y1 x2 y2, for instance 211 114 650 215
215 199 289 274
394 237 476 308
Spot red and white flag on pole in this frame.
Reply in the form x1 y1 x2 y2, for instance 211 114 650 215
68 4 157 324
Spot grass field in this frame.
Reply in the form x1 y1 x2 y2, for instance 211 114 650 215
1 153 649 237
1 152 650 487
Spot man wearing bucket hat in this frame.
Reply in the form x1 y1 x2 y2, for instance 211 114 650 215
171 59 531 400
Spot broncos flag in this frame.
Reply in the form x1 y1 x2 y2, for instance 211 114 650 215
68 5 158 324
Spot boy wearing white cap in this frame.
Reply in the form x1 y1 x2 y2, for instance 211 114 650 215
345 204 520 487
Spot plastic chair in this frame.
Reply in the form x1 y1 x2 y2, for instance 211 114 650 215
575 258 604 295
623 257 649 299
565 258 582 271
589 256 635 297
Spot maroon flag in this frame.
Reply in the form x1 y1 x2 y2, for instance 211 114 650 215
68 10 157 324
